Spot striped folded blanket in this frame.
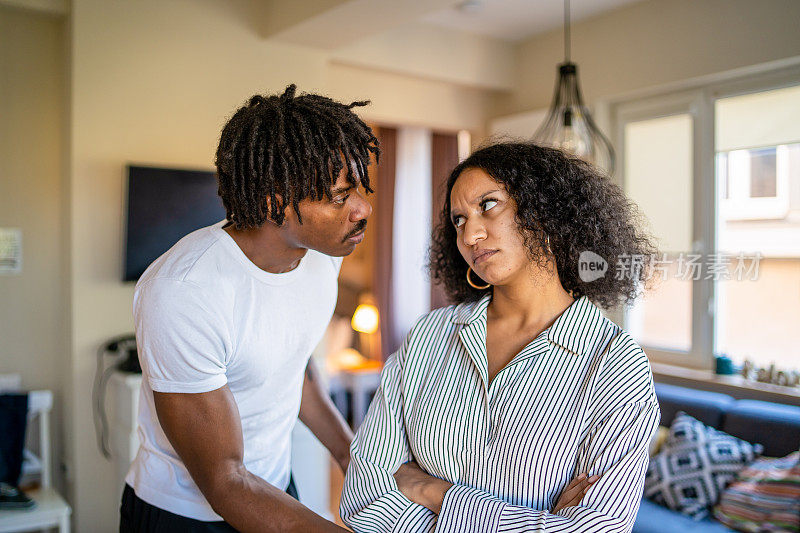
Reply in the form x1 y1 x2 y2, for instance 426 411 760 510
713 451 800 532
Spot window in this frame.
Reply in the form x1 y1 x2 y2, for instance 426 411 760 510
612 66 800 372
714 87 800 371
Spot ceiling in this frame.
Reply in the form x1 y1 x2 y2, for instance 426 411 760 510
423 0 645 42
252 0 651 92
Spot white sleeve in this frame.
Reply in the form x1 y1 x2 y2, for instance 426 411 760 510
133 278 230 393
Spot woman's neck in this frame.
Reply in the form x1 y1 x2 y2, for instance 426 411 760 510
488 265 574 331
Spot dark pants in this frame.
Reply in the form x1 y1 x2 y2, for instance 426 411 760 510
0 394 28 486
120 476 299 532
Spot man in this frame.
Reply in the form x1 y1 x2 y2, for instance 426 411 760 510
121 85 380 532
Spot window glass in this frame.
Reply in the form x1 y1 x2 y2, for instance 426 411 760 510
624 114 694 352
715 86 800 370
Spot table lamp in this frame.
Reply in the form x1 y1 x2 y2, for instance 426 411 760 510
351 299 381 361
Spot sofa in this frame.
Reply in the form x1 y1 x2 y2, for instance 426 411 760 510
632 383 800 533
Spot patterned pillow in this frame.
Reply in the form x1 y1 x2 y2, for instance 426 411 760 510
644 411 764 520
713 452 800 532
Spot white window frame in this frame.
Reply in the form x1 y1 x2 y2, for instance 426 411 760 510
600 57 800 371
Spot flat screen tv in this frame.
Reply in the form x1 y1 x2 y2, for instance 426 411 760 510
123 165 226 281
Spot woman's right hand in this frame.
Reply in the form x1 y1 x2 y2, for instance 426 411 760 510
552 473 600 514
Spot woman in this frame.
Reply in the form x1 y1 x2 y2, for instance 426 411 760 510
340 142 661 532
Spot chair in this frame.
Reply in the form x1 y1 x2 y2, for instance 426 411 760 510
0 390 71 533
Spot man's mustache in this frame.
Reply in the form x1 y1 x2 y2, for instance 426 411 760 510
343 220 368 242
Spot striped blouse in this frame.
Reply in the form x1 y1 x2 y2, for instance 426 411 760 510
340 294 660 532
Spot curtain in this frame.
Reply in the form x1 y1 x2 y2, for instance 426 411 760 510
374 127 397 359
430 132 459 310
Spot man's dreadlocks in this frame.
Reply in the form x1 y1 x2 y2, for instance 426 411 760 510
215 84 381 229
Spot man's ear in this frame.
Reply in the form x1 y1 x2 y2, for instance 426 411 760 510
284 198 305 226
263 193 287 227
269 193 307 227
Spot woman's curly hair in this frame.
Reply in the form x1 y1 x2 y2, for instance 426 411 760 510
215 84 380 229
430 142 658 309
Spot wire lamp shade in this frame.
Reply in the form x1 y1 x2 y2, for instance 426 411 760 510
533 1 616 174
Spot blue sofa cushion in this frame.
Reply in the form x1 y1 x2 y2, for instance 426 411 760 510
633 498 734 533
655 383 735 428
721 400 800 457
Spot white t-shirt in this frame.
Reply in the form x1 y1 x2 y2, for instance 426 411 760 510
126 221 342 521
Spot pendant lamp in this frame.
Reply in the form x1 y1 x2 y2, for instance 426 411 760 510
533 0 616 173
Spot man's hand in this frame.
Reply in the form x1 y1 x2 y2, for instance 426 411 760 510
393 461 453 514
153 386 347 532
552 473 600 514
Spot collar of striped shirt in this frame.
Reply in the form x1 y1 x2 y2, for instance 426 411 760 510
450 293 606 357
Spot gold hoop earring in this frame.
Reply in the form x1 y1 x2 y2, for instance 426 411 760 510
466 267 490 290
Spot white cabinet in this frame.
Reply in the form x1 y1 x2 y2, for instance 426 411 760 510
106 372 141 498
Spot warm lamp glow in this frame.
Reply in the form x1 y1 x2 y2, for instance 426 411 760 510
328 348 382 372
351 304 379 334
332 348 367 369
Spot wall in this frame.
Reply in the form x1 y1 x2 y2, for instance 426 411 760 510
329 63 491 132
0 4 66 492
67 0 493 530
492 0 800 118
